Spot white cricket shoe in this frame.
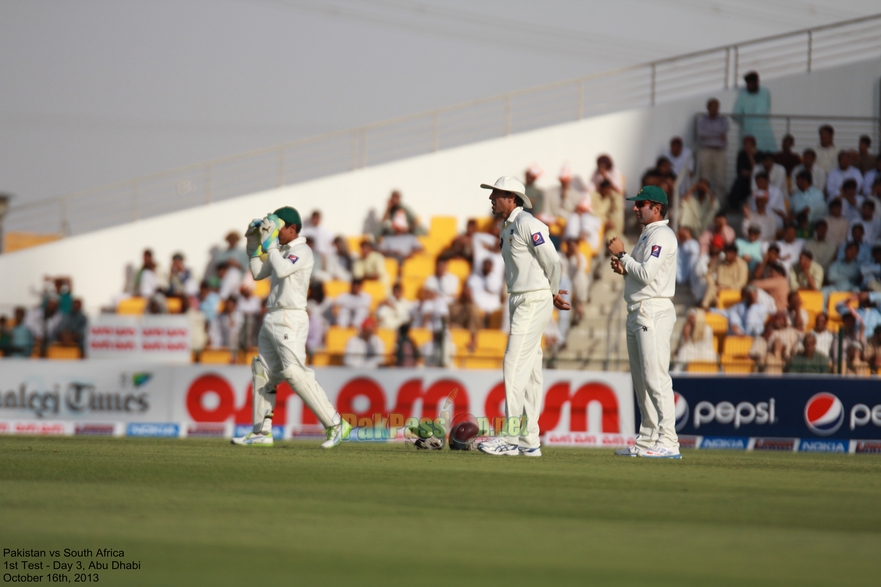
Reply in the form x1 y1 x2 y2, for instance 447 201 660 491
477 437 519 456
641 444 682 459
321 419 352 449
613 445 641 457
230 432 274 447
518 446 542 457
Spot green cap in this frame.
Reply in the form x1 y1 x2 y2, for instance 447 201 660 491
627 185 668 205
273 206 302 228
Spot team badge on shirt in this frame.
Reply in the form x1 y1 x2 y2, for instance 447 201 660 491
531 232 545 246
288 254 299 264
650 245 662 258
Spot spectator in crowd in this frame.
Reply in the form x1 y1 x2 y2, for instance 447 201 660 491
444 219 479 265
672 308 717 370
753 243 784 279
205 232 248 289
377 215 423 265
42 276 73 315
726 285 769 336
353 238 392 289
449 285 482 352
26 298 63 356
753 261 790 312
5 307 34 357
165 253 198 299
837 312 866 364
811 312 834 358
823 242 863 304
729 135 758 210
733 71 775 152
826 151 864 199
825 199 850 248
0 316 10 354
472 222 504 286
237 283 262 349
664 136 694 193
559 239 589 323
300 210 335 268
786 291 808 332
752 151 789 199
789 251 824 292
545 162 580 227
677 226 702 299
378 190 425 237
524 163 546 217
843 341 869 375
466 258 503 320
416 289 449 333
862 156 881 197
421 329 456 368
343 317 385 369
134 249 160 299
794 210 813 240
791 148 827 197
679 178 719 236
589 180 622 241
837 224 872 266
735 224 765 275
858 135 877 174
741 191 777 244
216 260 243 301
701 244 749 309
696 97 729 199
790 170 827 226
774 134 801 176
563 192 602 251
422 257 460 306
641 156 676 197
211 296 243 352
334 279 372 328
836 292 881 345
856 200 880 244
699 212 736 255
775 224 805 274
749 172 786 228
860 245 881 290
750 311 798 373
324 236 354 282
392 322 421 367
54 298 88 352
376 283 413 332
864 324 881 374
179 296 207 356
589 155 625 236
784 332 831 374
306 282 330 357
815 124 838 174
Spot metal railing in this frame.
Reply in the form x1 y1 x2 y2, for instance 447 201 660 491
6 13 881 238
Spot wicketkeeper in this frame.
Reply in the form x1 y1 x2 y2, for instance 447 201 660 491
231 206 351 448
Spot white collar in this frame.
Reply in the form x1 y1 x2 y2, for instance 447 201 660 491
505 207 523 224
643 219 669 230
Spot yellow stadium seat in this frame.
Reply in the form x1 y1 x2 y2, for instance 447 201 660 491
401 253 437 279
324 280 350 299
828 292 857 318
721 357 755 373
704 312 729 336
347 235 365 253
199 348 233 364
429 216 458 246
46 345 82 360
798 290 823 315
713 335 721 353
400 275 424 300
718 289 741 309
459 356 503 370
417 236 446 257
408 327 432 348
722 335 754 358
326 327 358 353
376 328 396 355
117 297 147 315
474 217 498 232
237 347 260 365
577 241 594 261
488 309 503 329
165 297 183 314
253 278 270 299
686 361 718 373
447 259 471 283
310 351 331 367
361 280 388 310
449 328 471 350
384 257 400 282
476 329 508 354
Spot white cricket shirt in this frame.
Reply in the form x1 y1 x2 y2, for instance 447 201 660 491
249 236 313 311
621 219 678 305
500 207 561 296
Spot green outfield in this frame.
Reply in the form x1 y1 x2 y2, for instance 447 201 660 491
1 437 879 587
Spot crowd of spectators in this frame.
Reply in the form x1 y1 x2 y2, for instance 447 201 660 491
0 277 88 358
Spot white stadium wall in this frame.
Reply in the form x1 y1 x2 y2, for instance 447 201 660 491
1 58 879 315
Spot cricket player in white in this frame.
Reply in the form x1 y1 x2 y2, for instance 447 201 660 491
607 185 681 458
232 206 351 448
476 177 570 457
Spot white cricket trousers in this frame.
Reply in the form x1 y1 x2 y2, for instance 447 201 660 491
503 290 553 449
625 298 679 450
259 309 338 428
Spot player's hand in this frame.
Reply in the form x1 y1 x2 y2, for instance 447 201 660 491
260 214 282 252
607 236 625 256
553 290 571 311
610 256 626 275
245 219 263 257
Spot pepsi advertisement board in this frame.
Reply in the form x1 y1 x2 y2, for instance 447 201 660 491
670 376 881 441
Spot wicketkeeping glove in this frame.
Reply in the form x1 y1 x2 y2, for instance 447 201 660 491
260 214 284 252
245 218 263 258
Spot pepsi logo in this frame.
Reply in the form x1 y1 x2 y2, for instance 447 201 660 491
674 392 689 432
531 232 545 246
805 392 844 436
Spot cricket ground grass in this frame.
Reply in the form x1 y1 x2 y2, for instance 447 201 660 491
1 437 879 586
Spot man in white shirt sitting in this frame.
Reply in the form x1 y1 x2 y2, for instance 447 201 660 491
664 136 694 194
747 174 786 230
376 283 413 331
838 179 865 226
752 151 789 199
334 279 372 328
791 149 827 198
826 151 864 199
466 258 503 317
343 317 386 369
775 224 805 275
422 257 460 306
300 210 335 268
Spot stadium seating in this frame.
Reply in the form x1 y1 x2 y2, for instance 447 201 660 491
117 297 147 315
722 335 754 358
165 297 182 314
720 357 755 373
717 289 741 309
799 290 823 315
199 348 233 364
46 345 82 360
828 291 857 318
704 313 728 336
686 361 718 373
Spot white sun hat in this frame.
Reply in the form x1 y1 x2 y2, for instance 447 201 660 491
479 176 532 209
